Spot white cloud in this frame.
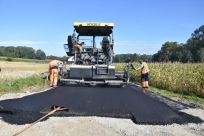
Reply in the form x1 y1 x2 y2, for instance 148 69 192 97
0 41 48 45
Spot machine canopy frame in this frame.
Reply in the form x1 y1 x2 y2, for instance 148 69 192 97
73 22 114 36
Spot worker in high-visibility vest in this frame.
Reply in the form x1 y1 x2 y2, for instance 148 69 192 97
132 60 150 91
48 60 61 87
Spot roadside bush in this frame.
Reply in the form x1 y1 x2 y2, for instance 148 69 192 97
6 57 13 61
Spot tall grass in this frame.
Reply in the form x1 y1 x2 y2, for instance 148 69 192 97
0 75 48 94
0 61 48 82
113 62 204 98
0 61 49 94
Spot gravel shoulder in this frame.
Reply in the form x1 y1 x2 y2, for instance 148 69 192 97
0 85 204 136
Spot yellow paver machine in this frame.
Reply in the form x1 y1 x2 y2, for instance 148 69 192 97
59 22 130 87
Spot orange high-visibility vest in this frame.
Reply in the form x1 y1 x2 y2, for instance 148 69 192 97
141 62 150 74
48 60 60 70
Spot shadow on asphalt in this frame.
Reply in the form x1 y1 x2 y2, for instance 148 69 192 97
0 84 203 125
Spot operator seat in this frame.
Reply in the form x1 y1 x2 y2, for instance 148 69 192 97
102 36 112 51
102 36 109 48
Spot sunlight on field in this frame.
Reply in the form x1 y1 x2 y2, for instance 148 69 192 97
113 62 204 98
0 61 48 82
0 61 203 98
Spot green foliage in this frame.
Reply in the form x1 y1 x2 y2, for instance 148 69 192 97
196 48 204 62
149 86 204 103
47 55 69 62
0 46 47 60
35 49 46 60
191 25 204 48
181 49 192 63
0 56 50 63
6 57 13 61
0 75 46 94
6 52 15 58
113 53 152 63
0 45 67 62
152 42 184 62
152 25 204 63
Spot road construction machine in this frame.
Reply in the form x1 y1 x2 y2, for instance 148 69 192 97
59 22 130 87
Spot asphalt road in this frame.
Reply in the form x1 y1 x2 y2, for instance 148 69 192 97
0 84 203 125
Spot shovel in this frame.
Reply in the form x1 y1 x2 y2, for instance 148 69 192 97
13 105 69 136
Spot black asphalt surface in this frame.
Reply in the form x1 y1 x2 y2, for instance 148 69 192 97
0 84 203 125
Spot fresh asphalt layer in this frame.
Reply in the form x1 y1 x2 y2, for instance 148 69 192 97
0 84 203 125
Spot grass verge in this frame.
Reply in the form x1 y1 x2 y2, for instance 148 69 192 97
149 86 204 103
133 81 204 103
0 75 49 95
0 56 50 63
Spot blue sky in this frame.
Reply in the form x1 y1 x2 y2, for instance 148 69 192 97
0 0 204 57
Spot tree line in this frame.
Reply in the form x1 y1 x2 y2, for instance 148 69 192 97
113 53 152 63
0 46 68 61
152 25 204 63
1 24 203 63
113 24 204 63
0 46 46 60
46 55 68 62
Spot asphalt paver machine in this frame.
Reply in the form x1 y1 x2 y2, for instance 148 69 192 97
59 22 130 87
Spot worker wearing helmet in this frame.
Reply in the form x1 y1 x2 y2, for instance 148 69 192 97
48 60 60 87
132 60 150 92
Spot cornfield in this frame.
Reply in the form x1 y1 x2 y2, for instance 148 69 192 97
114 62 204 98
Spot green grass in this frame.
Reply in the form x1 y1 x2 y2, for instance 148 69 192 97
0 56 51 63
149 86 204 103
0 75 49 95
132 81 204 103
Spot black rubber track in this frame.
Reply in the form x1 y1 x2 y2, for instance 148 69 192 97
0 84 203 125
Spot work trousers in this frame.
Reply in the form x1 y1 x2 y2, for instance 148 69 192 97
50 68 58 86
141 72 149 88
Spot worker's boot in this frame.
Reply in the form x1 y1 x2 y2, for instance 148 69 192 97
142 88 148 94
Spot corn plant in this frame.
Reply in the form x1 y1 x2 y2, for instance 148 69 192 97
113 62 204 98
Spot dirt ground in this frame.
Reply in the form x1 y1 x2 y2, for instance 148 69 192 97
0 86 204 136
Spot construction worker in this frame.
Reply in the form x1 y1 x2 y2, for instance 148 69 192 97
132 60 150 92
74 42 84 52
48 60 61 87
